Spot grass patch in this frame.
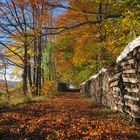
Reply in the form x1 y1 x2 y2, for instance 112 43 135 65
33 95 48 101
0 99 10 108
10 94 28 106
102 107 112 114
41 91 62 98
0 93 28 108
0 90 63 108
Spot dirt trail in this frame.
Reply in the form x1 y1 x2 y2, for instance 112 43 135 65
0 92 140 140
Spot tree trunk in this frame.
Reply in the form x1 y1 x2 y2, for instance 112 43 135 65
38 35 42 96
3 61 10 102
23 43 28 96
27 53 33 93
35 35 42 96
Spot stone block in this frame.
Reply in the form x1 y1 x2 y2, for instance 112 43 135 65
125 87 139 93
122 77 138 84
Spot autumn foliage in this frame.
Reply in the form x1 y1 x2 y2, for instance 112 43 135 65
41 81 57 95
0 0 140 139
0 0 140 94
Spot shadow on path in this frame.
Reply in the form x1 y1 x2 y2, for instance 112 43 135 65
0 92 140 140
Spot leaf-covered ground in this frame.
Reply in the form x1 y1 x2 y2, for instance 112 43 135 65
0 92 140 140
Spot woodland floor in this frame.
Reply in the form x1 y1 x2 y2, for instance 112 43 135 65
0 92 140 140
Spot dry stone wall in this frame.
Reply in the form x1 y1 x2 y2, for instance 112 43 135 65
81 37 140 123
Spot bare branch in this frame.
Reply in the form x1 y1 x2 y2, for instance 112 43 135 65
41 20 100 36
0 41 24 61
4 57 23 69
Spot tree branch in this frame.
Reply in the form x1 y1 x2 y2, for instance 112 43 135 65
0 41 24 61
41 20 100 36
4 57 23 69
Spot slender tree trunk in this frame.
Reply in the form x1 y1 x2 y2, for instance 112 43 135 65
99 2 103 23
42 68 45 84
98 2 103 70
48 51 52 81
27 53 33 93
35 36 42 96
32 5 38 96
23 43 28 96
38 35 42 96
36 67 39 96
33 40 37 95
35 38 39 96
3 61 10 102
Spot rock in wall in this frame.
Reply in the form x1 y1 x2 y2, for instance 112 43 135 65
81 37 140 123
118 47 140 122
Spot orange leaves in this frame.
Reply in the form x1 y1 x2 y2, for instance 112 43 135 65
41 81 57 95
36 13 50 26
55 0 98 28
72 54 88 66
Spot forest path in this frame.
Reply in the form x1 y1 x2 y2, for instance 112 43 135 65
0 92 140 140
